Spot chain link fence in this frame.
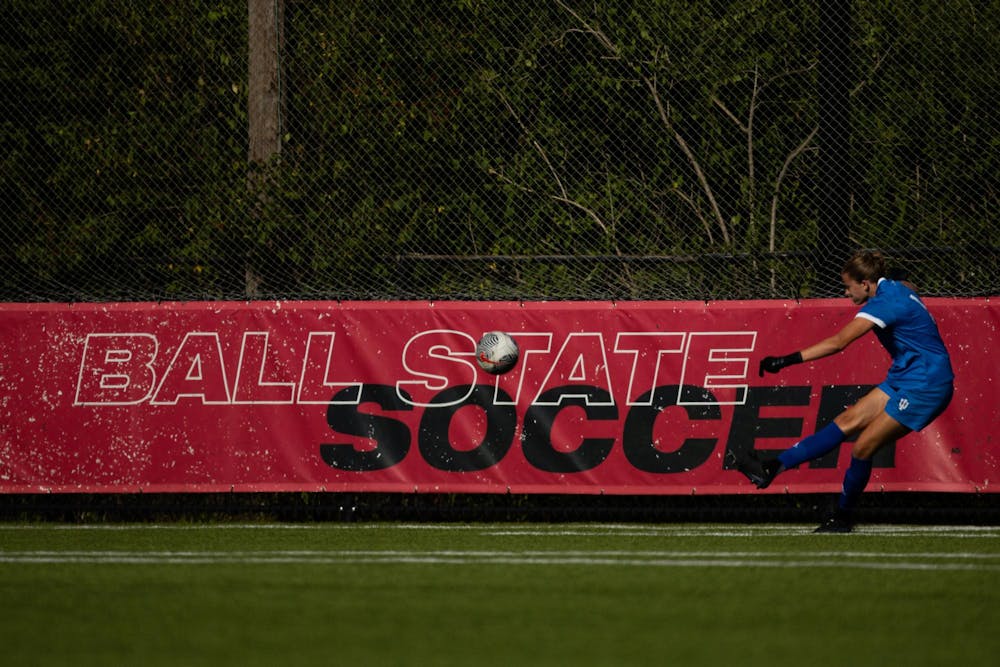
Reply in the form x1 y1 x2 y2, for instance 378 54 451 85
3 0 997 302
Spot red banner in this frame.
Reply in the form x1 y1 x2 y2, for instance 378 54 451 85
1 299 996 494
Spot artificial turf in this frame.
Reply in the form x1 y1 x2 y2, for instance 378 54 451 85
1 522 997 666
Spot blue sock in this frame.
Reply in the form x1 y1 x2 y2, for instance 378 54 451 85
778 422 846 470
838 456 873 511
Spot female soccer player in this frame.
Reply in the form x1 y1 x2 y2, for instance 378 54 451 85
732 250 955 532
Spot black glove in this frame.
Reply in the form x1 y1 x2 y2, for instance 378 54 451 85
886 267 909 281
758 351 803 377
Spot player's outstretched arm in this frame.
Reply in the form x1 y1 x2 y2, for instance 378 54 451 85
759 317 875 376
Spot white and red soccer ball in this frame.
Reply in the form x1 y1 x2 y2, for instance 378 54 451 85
475 331 519 375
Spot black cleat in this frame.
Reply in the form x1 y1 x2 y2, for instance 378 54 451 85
728 450 781 489
814 509 854 533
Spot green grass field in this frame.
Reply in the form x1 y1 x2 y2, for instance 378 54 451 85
2 522 998 666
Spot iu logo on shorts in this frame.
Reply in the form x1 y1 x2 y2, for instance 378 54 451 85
898 398 910 411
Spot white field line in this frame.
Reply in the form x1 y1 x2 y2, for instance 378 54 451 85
402 523 1000 538
394 523 1000 535
0 524 328 531
480 529 1000 538
2 549 999 571
3 523 999 538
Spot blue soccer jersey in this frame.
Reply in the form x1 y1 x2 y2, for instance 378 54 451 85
855 278 955 390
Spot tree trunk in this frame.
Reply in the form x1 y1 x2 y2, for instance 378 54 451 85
246 0 284 297
248 0 283 163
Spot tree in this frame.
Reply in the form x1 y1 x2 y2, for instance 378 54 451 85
246 0 285 296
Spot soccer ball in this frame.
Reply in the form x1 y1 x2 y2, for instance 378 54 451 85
475 331 519 375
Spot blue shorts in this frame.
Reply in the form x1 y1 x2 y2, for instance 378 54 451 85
879 380 954 432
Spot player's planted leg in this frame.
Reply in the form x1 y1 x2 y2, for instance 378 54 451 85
814 456 872 533
814 507 854 533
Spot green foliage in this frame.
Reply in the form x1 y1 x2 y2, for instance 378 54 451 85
2 0 249 299
2 0 996 300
